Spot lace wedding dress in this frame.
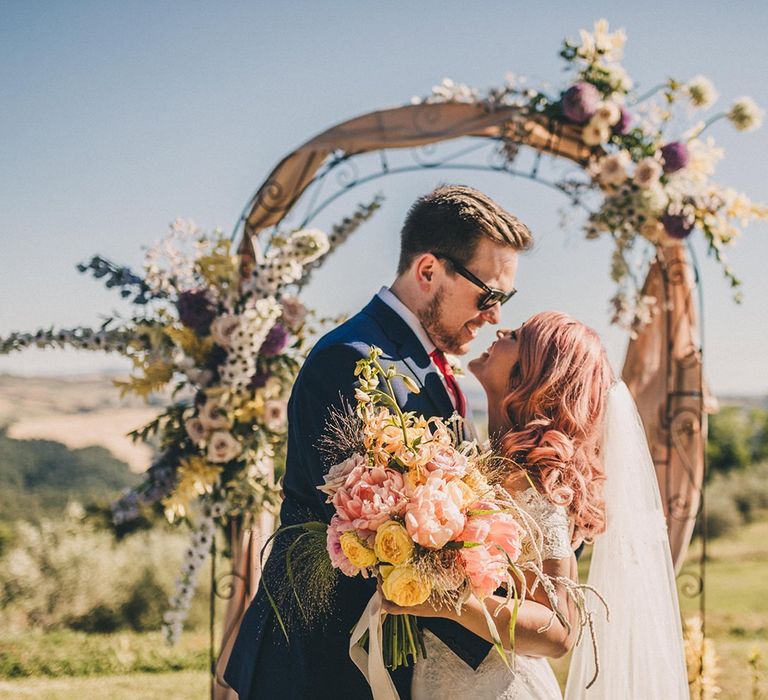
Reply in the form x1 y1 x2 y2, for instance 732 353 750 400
411 487 570 700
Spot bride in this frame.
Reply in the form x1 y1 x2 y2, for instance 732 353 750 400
382 311 689 699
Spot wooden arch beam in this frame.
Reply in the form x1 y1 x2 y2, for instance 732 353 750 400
239 101 591 252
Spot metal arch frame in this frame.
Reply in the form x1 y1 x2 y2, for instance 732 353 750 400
229 135 597 243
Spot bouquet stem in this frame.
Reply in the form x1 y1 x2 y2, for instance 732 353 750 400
382 614 425 670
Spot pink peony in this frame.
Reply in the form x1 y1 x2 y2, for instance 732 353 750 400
326 516 361 577
460 544 509 599
425 446 468 478
332 465 407 531
404 470 466 549
460 501 522 561
317 453 367 501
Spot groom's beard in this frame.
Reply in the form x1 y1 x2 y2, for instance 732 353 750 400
418 289 464 355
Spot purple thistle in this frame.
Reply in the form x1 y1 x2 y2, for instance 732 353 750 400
260 323 289 357
613 106 632 135
662 214 694 239
248 369 271 390
177 289 216 334
561 82 601 124
660 142 690 174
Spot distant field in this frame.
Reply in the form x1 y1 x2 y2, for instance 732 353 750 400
0 374 162 472
0 671 209 700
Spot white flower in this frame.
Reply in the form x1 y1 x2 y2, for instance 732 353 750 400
184 417 208 444
210 314 240 348
317 453 367 500
593 19 626 62
429 77 479 104
263 399 288 432
210 502 227 518
640 184 669 215
727 97 764 131
285 228 330 264
595 151 631 186
218 299 282 391
592 101 621 127
633 157 663 188
685 76 718 109
686 137 724 183
604 64 633 93
184 368 214 388
207 430 243 463
577 19 626 63
198 398 230 430
582 118 611 146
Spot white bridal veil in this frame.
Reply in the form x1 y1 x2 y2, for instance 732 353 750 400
565 381 689 699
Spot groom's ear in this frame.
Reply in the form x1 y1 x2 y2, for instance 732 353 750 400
414 253 438 289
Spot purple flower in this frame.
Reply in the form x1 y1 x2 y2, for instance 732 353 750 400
248 369 271 390
613 106 632 135
260 323 289 357
662 214 694 239
660 142 690 173
561 82 601 124
177 289 216 333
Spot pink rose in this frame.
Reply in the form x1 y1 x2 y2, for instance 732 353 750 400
425 445 468 478
460 501 522 562
317 454 367 501
404 470 466 549
460 544 509 599
326 516 363 577
332 465 407 531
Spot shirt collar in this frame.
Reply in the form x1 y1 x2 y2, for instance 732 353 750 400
376 286 436 355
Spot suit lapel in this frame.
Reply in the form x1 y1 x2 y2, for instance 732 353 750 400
361 297 455 419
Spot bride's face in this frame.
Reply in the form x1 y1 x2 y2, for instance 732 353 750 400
468 327 521 397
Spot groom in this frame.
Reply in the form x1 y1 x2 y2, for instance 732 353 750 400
225 185 532 699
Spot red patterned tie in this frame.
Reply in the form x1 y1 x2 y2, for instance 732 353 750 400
429 349 466 417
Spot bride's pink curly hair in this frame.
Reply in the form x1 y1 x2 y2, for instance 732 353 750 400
500 311 614 544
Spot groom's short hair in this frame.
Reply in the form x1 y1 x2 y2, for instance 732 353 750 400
397 184 533 274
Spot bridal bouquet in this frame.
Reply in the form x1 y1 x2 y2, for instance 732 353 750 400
267 348 595 682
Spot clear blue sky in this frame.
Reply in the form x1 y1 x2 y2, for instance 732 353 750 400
1 1 766 396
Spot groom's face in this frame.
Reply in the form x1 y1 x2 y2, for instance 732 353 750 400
418 238 518 355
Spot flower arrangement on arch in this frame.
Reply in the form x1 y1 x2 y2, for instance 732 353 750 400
0 201 381 643
417 19 767 333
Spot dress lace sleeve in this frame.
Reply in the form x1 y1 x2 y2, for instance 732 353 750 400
515 487 572 560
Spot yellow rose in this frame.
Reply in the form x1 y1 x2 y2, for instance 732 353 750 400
381 564 432 607
374 521 414 565
339 531 378 568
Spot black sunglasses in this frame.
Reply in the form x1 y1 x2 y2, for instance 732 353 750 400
432 252 517 311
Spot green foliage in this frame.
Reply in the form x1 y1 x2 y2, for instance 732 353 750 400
696 461 768 539
707 405 768 477
0 428 139 523
0 516 211 634
0 631 207 678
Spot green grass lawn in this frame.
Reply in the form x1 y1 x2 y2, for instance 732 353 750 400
1 521 766 699
0 671 208 699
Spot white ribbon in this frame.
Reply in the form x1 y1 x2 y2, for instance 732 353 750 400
349 590 400 700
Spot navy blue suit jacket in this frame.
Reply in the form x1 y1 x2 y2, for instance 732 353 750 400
224 296 493 700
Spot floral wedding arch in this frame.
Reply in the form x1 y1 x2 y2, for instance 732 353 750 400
2 19 764 696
